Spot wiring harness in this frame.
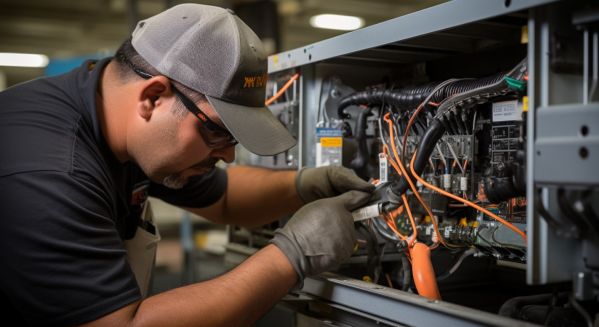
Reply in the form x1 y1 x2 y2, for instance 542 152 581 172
342 59 529 300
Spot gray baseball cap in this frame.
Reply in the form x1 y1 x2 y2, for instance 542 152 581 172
131 4 296 156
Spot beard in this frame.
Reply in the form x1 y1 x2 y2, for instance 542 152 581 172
161 157 220 189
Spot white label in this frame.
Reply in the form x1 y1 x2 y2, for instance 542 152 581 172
431 228 438 243
492 100 521 122
425 225 432 236
460 176 468 191
443 174 452 190
378 153 388 183
352 204 380 222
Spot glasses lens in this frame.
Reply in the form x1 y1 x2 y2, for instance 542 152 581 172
197 125 237 148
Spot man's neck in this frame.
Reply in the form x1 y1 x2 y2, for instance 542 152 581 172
97 61 131 163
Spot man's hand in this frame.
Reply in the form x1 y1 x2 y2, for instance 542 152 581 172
295 166 374 203
270 190 371 285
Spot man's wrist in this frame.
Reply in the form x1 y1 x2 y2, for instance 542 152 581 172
269 232 305 289
294 167 309 204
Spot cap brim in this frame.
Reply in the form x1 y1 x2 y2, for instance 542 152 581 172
206 96 297 156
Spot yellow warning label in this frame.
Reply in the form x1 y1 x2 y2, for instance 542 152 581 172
522 96 529 112
521 25 528 44
320 137 342 147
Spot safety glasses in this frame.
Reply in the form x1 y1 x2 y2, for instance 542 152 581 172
118 54 238 149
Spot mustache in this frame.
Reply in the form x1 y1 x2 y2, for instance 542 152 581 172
162 158 220 189
192 157 220 171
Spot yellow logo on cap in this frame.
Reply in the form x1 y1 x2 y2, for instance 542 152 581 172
243 74 267 88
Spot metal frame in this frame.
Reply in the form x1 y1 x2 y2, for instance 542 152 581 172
268 0 558 73
297 273 539 327
525 1 599 287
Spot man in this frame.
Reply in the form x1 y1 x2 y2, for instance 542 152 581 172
0 3 373 326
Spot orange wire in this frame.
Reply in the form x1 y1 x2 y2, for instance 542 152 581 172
409 152 528 243
382 144 414 242
383 148 416 241
383 113 457 249
401 100 428 160
384 115 439 246
389 205 405 218
401 194 418 247
385 273 394 288
265 73 299 106
385 214 407 240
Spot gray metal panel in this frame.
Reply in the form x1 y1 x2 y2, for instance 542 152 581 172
527 4 546 285
300 273 541 327
534 104 599 184
268 0 558 73
298 66 318 168
526 2 590 285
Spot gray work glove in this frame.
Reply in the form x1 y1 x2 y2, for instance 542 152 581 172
295 166 374 204
270 190 371 287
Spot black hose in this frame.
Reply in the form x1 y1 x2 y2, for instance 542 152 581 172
557 189 589 237
350 107 372 179
390 119 446 196
499 293 553 318
357 222 382 283
535 188 578 238
399 253 412 291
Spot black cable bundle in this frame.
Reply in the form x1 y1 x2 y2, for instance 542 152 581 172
337 72 507 119
386 59 528 199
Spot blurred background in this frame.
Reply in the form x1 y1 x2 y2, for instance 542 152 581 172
0 0 444 304
0 0 445 87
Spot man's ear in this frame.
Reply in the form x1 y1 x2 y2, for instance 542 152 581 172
137 75 171 121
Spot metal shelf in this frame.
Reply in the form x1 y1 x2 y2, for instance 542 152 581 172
268 0 557 73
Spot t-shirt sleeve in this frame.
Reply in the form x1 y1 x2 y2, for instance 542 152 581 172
148 167 227 208
0 171 141 326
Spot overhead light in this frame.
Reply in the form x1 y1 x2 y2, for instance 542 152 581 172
0 52 49 68
310 14 364 31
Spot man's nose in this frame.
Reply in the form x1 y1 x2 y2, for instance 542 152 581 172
210 144 236 163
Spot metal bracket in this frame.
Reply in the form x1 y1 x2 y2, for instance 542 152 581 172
534 104 599 185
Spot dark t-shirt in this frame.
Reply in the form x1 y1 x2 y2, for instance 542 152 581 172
0 59 227 326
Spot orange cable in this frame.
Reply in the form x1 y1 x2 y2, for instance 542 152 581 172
385 273 394 288
401 101 427 160
401 194 418 247
385 214 407 240
265 73 299 106
389 205 405 218
383 148 416 242
409 153 528 243
383 113 457 249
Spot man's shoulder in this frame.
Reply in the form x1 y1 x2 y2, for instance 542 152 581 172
0 74 97 177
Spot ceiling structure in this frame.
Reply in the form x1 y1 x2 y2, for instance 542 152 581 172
0 0 445 87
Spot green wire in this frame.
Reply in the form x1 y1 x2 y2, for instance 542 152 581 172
504 76 526 91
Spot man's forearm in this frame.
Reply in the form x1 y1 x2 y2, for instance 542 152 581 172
84 244 297 327
221 166 304 227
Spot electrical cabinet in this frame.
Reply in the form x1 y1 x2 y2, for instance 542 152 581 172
230 1 599 325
